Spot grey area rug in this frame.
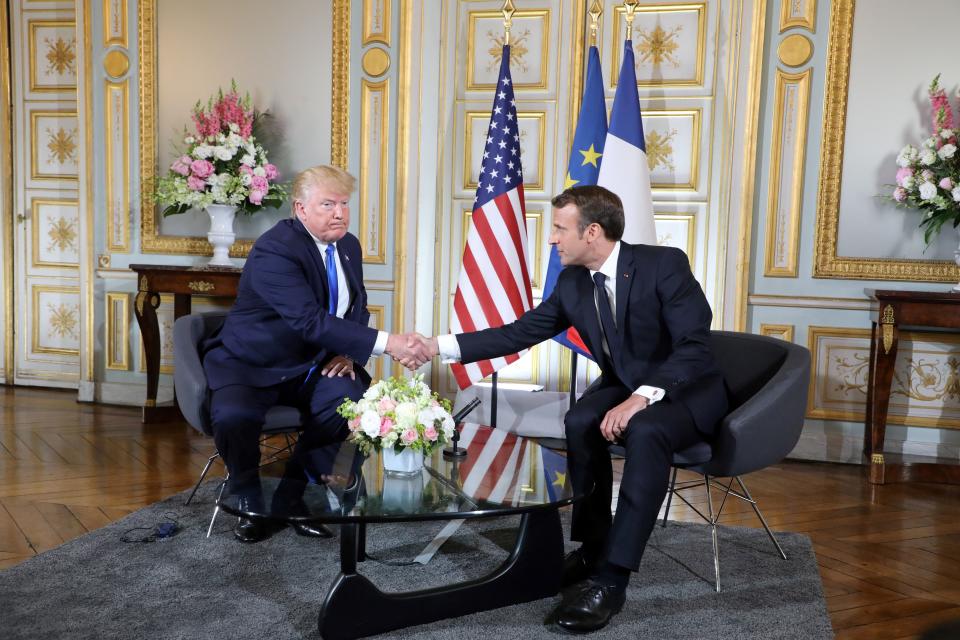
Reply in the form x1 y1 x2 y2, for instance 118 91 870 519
0 482 832 639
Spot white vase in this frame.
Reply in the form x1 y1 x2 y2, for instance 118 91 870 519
205 204 237 266
381 474 424 512
381 447 424 477
953 227 960 292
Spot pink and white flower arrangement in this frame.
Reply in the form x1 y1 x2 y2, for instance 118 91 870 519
338 374 455 456
890 74 960 244
154 81 286 216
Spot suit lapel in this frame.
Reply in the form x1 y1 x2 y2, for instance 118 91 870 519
338 241 361 308
615 243 636 331
293 218 330 302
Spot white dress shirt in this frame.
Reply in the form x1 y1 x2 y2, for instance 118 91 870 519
307 232 388 357
438 240 663 403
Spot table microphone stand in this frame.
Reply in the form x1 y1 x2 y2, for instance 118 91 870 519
443 397 481 459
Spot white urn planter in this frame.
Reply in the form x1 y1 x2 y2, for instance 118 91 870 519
205 204 237 266
381 447 424 477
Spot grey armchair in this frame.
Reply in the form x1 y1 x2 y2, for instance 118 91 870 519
659 330 812 591
173 312 306 536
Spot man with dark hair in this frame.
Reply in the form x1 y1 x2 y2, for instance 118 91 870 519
416 184 727 632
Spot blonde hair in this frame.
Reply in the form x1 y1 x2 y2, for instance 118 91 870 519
291 165 356 215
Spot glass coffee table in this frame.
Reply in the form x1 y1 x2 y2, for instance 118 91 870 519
218 423 579 640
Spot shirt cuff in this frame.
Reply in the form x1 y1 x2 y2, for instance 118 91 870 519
634 385 665 404
371 330 389 357
437 334 461 363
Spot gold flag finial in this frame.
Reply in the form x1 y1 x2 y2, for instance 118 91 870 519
588 0 603 46
623 0 639 39
502 0 516 46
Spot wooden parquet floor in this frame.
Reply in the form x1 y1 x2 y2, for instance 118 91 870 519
3 386 960 638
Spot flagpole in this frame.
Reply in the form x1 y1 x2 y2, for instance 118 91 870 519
623 0 638 39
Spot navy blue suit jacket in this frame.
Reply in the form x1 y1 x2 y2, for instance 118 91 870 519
457 243 727 435
203 218 378 390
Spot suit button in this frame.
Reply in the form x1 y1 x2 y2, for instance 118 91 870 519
280 376 287 381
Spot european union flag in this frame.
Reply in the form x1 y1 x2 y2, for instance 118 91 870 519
541 446 569 503
542 46 607 360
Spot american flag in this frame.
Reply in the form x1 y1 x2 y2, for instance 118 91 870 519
451 45 533 390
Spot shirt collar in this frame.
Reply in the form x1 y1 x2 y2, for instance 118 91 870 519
589 241 621 284
303 224 336 252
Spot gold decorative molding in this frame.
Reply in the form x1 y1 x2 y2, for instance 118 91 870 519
138 0 351 255
611 3 706 88
734 1 768 331
463 110 546 192
102 49 129 78
363 0 390 46
871 452 884 465
30 198 79 268
84 0 96 383
0 0 12 380
360 78 389 264
807 325 960 429
764 68 811 278
466 9 550 91
654 212 696 262
813 0 958 282
361 47 390 77
760 323 795 342
105 292 130 370
331 0 350 169
880 304 895 354
187 280 215 293
644 109 702 192
31 285 81 356
366 304 385 381
391 0 412 378
104 0 128 47
30 110 79 181
780 0 816 33
777 34 813 67
28 20 77 93
105 80 130 252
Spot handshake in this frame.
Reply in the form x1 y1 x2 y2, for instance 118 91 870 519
385 332 440 370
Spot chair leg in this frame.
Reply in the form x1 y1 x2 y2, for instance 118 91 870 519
206 474 229 539
735 476 787 560
185 452 219 506
661 466 679 527
703 474 720 593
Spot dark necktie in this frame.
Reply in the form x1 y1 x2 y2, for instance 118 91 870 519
593 272 620 368
325 244 339 317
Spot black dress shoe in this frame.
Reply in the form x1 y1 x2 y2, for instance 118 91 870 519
234 517 271 543
561 547 599 588
552 581 626 633
290 521 333 538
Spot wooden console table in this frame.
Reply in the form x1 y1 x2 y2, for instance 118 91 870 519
131 264 242 423
865 289 960 485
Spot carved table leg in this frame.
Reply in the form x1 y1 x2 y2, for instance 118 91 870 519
868 304 899 484
133 284 162 423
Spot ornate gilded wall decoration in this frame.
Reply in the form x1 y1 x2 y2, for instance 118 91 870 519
645 129 678 171
46 217 77 252
44 36 76 75
634 24 683 68
45 127 77 164
486 28 531 73
832 350 960 403
48 303 78 339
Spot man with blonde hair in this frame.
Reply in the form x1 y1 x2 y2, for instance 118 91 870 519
203 164 429 542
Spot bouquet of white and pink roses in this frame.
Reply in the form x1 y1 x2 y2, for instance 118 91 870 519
891 74 960 244
154 81 286 216
337 375 455 455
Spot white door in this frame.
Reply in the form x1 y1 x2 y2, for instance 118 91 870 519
8 0 80 388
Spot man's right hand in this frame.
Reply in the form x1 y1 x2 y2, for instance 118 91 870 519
385 332 433 370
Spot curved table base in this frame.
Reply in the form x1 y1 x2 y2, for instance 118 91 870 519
318 508 564 639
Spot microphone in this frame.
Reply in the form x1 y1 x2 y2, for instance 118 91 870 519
443 398 481 459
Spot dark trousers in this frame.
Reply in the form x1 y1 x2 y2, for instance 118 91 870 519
564 380 702 571
209 367 367 491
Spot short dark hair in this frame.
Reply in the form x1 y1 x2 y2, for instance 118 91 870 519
550 185 624 240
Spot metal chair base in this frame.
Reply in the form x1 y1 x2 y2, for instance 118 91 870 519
661 471 786 592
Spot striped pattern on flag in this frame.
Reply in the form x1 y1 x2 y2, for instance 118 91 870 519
451 45 533 389
456 424 530 505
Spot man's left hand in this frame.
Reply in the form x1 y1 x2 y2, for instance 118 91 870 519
600 395 649 442
322 355 355 379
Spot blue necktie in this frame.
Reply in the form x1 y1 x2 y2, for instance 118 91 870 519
325 244 338 317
